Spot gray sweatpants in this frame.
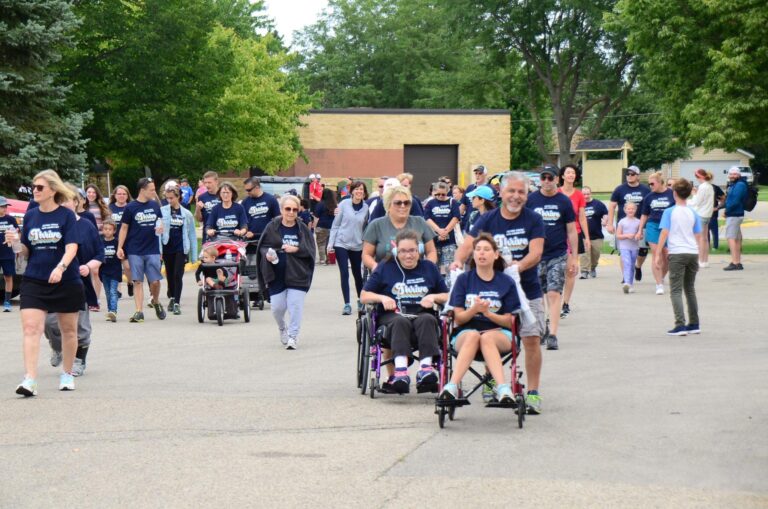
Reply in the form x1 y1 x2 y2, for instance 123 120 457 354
668 253 699 327
46 309 92 352
270 289 307 341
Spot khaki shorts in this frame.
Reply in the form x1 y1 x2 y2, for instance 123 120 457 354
519 297 546 339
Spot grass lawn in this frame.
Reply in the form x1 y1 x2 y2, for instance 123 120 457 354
759 185 767 202
599 238 768 255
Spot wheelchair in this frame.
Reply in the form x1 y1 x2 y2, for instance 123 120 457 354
356 304 449 399
434 312 527 429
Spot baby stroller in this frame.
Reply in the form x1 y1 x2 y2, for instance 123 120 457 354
240 237 267 310
197 237 251 326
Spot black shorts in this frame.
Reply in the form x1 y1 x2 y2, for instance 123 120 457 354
20 277 85 313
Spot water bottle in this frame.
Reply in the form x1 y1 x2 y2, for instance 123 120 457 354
502 246 513 266
267 247 278 264
225 251 232 261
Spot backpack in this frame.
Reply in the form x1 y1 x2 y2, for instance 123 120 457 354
743 184 758 212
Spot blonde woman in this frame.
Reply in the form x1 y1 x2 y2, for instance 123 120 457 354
637 172 674 294
688 169 715 267
9 170 83 396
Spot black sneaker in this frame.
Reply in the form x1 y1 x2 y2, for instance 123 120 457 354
560 303 570 318
540 334 547 345
667 325 688 336
391 373 410 394
153 301 167 320
546 334 559 350
129 311 144 323
635 266 642 281
686 323 700 334
723 263 739 271
127 282 134 297
736 263 744 270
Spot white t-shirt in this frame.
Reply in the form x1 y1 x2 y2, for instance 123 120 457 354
659 205 701 255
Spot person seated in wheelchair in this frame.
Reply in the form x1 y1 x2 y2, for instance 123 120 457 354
360 229 449 394
440 233 521 403
195 246 234 290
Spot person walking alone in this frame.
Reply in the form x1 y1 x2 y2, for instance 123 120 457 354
160 185 197 315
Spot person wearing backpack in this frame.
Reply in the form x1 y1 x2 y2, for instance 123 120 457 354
723 167 748 271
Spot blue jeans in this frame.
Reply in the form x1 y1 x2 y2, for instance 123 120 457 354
333 247 363 304
708 213 719 249
102 277 120 313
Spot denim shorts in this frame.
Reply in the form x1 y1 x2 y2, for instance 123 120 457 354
127 254 163 283
645 221 662 244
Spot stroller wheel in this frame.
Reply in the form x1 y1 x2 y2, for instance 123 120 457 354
197 289 205 323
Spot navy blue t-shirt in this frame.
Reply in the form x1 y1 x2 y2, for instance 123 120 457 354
80 210 97 230
268 224 306 296
206 203 247 238
526 191 576 261
121 200 161 256
197 192 221 227
299 210 313 227
610 183 650 222
109 203 127 223
584 199 608 240
164 207 185 254
469 207 545 300
449 270 520 331
0 215 19 260
241 193 280 236
76 218 104 265
424 198 460 246
363 258 448 313
100 237 123 280
21 206 81 282
640 189 675 224
314 202 335 229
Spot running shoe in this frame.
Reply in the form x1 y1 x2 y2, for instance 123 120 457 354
59 372 75 391
106 311 117 322
16 377 38 397
698 261 709 268
546 334 559 351
279 328 289 345
526 392 542 414
686 323 701 334
129 311 144 323
153 301 167 320
655 284 664 295
560 303 570 318
391 372 410 394
723 263 741 271
628 286 635 294
667 325 688 336
495 383 513 403
127 282 134 297
285 337 297 350
579 271 588 279
50 350 62 367
168 298 175 310
342 304 352 315
635 266 642 281
439 382 458 400
622 283 630 294
3 300 11 312
173 303 181 315
540 334 547 346
416 368 438 392
71 358 86 377
482 378 497 403
590 269 597 278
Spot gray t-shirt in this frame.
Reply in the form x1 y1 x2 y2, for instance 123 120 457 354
363 216 436 261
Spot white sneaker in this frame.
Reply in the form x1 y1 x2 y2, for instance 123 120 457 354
655 284 664 295
622 283 630 294
285 338 297 350
71 358 85 377
628 286 635 293
279 328 288 346
59 373 75 391
699 261 709 268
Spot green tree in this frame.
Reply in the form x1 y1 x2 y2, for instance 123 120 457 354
0 0 92 182
613 0 768 149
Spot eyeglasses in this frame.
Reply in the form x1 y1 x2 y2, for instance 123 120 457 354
540 175 556 181
33 184 47 192
627 173 638 177
283 207 298 212
244 187 253 192
397 248 418 255
392 200 412 208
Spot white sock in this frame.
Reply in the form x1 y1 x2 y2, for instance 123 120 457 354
420 356 432 369
394 356 408 369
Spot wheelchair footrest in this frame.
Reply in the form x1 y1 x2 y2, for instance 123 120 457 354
435 397 470 408
485 399 519 409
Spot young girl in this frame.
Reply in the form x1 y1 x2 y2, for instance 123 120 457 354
439 233 521 403
617 202 641 293
100 220 122 322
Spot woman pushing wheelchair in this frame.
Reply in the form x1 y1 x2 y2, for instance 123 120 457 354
440 233 521 404
360 230 448 394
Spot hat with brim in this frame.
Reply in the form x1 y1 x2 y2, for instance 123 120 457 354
466 185 494 201
473 165 487 174
728 166 741 175
624 165 640 175
540 165 559 178
0 196 7 207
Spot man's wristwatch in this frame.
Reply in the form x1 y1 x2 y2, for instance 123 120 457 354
57 262 67 271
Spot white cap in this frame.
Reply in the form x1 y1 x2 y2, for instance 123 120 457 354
728 166 741 175
308 173 316 179
164 180 179 190
383 177 400 192
316 174 321 179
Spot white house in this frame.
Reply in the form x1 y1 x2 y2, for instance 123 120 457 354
662 147 754 186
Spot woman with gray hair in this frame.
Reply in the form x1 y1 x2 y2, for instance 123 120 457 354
257 195 316 350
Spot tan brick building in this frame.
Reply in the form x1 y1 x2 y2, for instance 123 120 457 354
282 109 510 197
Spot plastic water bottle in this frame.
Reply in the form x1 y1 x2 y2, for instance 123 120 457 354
225 250 232 261
267 248 278 264
502 246 513 266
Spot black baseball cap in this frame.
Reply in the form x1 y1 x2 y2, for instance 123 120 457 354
540 164 559 177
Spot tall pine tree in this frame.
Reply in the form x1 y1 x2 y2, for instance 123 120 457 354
0 0 91 185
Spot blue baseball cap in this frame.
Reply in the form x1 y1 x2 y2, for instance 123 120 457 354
466 185 494 201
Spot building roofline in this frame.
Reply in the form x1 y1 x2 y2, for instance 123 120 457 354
309 108 509 116
737 148 755 159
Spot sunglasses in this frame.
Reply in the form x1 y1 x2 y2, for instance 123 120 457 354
378 185 384 189
32 184 47 192
649 182 657 186
540 174 556 181
434 193 447 198
283 207 298 212
627 172 638 176
392 200 412 208
244 187 253 192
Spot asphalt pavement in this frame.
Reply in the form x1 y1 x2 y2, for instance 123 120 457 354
0 255 766 508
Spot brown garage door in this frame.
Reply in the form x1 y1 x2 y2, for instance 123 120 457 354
404 145 458 198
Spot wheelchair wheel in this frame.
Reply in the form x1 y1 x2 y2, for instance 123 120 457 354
242 291 251 323
215 298 224 326
356 317 365 388
197 289 205 323
359 319 371 395
448 405 456 421
438 406 448 429
516 394 526 429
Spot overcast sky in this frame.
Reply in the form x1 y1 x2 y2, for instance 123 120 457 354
265 0 329 46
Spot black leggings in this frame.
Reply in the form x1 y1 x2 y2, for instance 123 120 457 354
334 247 363 304
378 312 440 360
164 252 186 302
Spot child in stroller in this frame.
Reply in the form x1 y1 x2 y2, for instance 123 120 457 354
195 239 251 325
